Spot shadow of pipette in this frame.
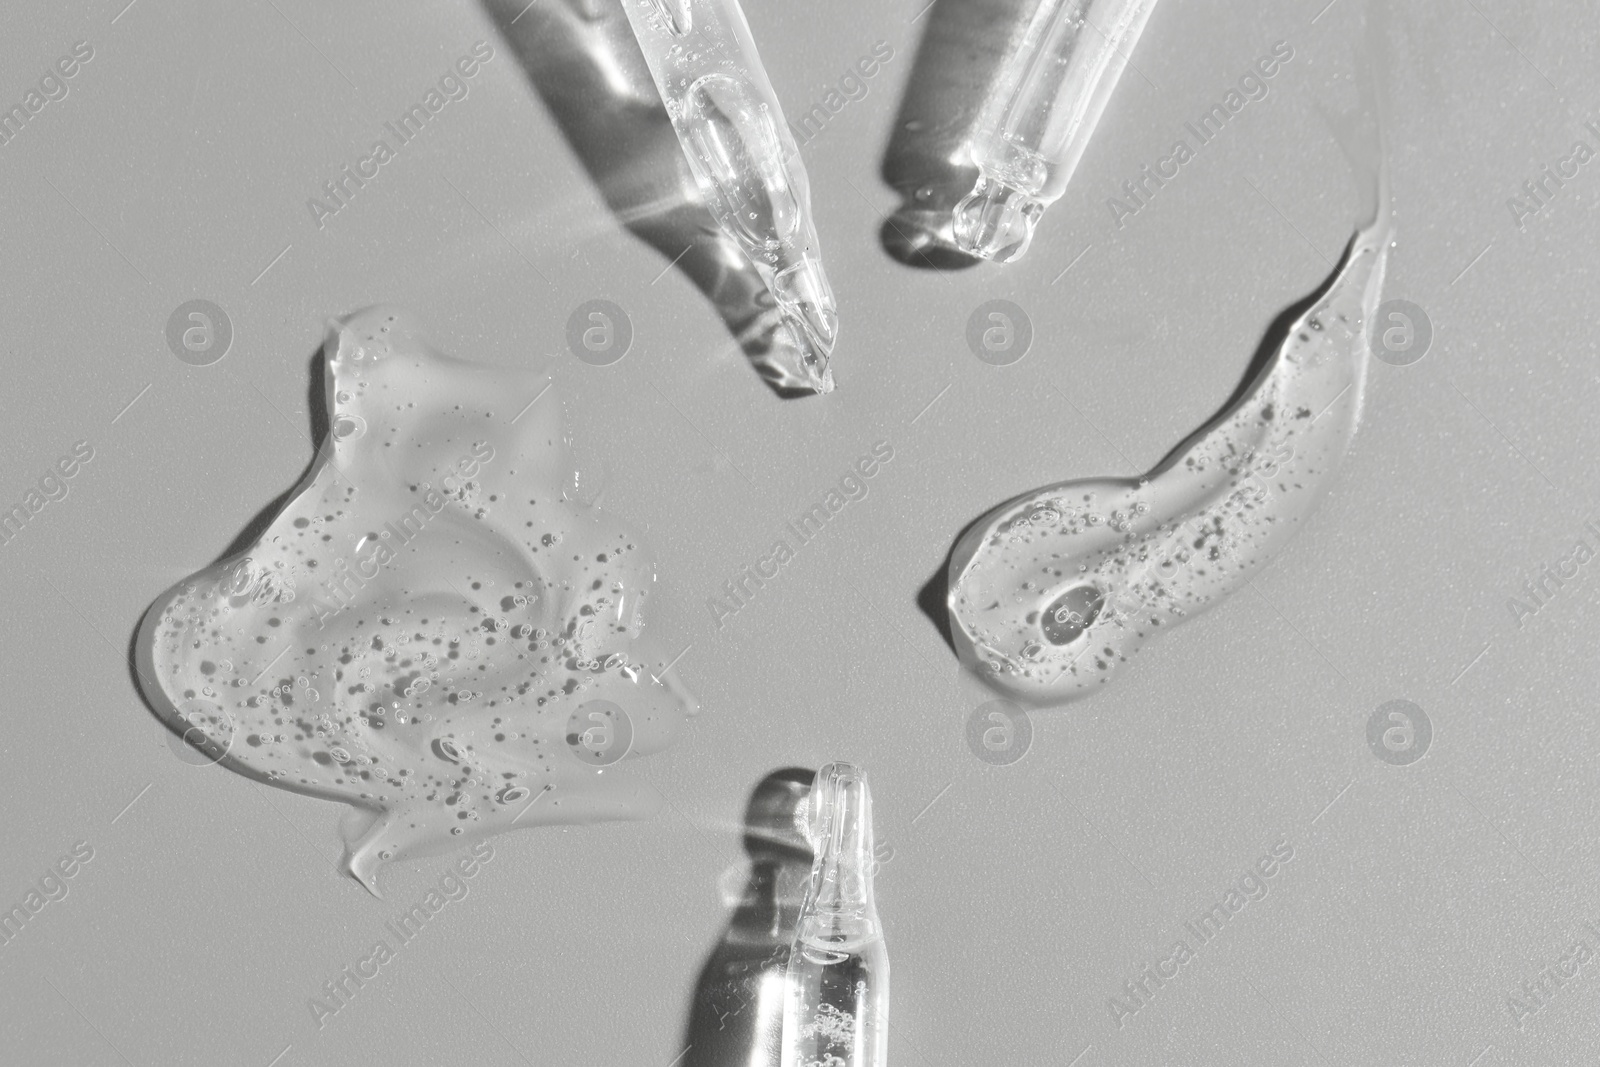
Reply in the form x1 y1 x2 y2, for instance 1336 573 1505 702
482 0 824 398
680 767 814 1067
878 0 1035 270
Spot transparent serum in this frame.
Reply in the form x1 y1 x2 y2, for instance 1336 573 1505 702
136 307 696 893
781 762 889 1067
620 0 838 392
953 0 1162 261
948 183 1393 704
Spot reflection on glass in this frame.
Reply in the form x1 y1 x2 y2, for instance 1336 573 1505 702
781 762 888 1067
953 0 1161 261
621 0 838 391
684 768 814 1067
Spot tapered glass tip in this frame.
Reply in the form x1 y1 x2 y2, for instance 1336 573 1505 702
799 762 877 937
781 761 888 1067
773 256 839 356
952 177 1045 263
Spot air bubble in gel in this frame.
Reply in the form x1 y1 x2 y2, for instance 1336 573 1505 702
136 307 697 894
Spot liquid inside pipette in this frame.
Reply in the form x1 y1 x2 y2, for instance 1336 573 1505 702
483 0 831 397
953 0 1161 262
624 0 838 392
781 762 888 1067
649 0 692 36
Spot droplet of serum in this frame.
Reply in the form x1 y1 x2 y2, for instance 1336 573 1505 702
948 172 1393 705
136 306 697 894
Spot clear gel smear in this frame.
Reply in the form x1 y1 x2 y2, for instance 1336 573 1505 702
948 161 1392 705
136 307 696 894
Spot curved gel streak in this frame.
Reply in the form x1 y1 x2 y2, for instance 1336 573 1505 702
948 188 1392 704
136 307 696 894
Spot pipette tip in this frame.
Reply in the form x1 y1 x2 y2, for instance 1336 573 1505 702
780 761 888 1067
952 176 1045 263
772 256 838 394
777 318 834 396
774 257 837 344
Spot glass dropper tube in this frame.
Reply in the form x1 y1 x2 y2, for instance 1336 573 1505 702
780 762 889 1067
953 0 1161 262
620 0 839 392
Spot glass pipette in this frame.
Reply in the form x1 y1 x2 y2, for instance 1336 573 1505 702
780 762 888 1067
953 0 1161 262
620 0 839 392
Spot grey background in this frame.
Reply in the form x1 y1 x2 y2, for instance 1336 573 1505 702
2 0 1597 1064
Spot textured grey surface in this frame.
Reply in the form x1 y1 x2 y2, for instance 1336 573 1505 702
2 1 1598 1065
